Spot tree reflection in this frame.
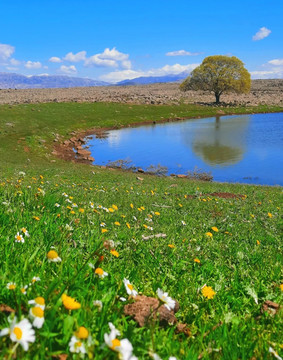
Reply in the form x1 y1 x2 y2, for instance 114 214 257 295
188 115 250 166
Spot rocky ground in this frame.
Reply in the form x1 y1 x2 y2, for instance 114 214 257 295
0 79 282 106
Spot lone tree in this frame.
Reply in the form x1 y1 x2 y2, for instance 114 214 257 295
180 55 251 104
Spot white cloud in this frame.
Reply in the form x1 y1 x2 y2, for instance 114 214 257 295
59 65 77 74
10 58 20 66
63 51 86 62
250 69 283 79
25 61 42 69
49 56 62 63
166 50 201 56
84 47 130 68
6 66 19 71
252 27 271 41
268 59 283 66
0 43 15 60
100 63 199 83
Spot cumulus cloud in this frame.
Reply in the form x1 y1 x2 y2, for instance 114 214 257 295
100 63 199 83
64 51 86 62
0 43 15 60
49 56 62 63
166 50 201 56
25 61 42 69
85 47 130 68
268 59 283 66
252 27 271 41
250 69 283 78
59 65 77 74
10 58 20 66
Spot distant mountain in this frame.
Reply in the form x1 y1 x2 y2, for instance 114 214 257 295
0 72 109 89
116 71 190 86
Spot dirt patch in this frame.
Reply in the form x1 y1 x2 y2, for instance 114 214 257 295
208 192 244 199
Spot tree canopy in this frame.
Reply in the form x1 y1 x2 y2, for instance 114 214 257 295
180 55 251 103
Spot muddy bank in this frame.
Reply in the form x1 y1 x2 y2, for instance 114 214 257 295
1 79 283 106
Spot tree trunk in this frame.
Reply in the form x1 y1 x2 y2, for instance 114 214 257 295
215 93 220 104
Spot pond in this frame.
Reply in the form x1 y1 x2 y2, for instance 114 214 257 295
83 112 283 186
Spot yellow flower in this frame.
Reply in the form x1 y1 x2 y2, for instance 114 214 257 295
114 221 120 226
7 282 16 290
75 326 89 339
154 212 160 216
194 258 200 263
33 216 40 221
178 203 183 207
112 205 118 211
94 268 108 278
268 212 273 218
256 240 260 245
108 208 114 213
280 284 283 291
130 203 134 209
47 250 61 262
168 244 175 248
201 286 216 299
211 226 219 232
205 232 213 237
101 229 108 233
126 223 131 229
110 250 119 257
70 211 75 215
79 208 84 213
61 294 81 310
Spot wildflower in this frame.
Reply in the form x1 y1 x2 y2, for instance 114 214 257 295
201 285 216 299
268 212 273 218
47 250 62 262
100 222 106 227
20 285 28 295
75 326 89 339
69 335 86 354
110 249 119 257
119 297 127 302
33 216 40 221
29 307 45 328
79 208 84 213
61 294 81 310
154 212 160 216
0 318 35 351
280 284 283 291
7 282 16 290
112 204 118 210
256 240 260 245
95 268 108 278
194 258 201 263
126 223 131 229
30 276 41 284
123 278 138 297
93 300 103 312
109 207 114 212
90 202 94 208
55 203 60 207
72 203 78 207
15 232 24 243
88 263 95 269
21 228 30 237
130 203 134 209
205 232 213 237
104 322 135 360
28 297 45 310
156 288 175 310
101 229 108 233
211 226 219 232
115 221 121 226
168 244 175 248
181 220 186 226
268 346 282 360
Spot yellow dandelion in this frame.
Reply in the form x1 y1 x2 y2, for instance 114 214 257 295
205 232 213 237
114 221 120 226
268 212 272 218
70 211 75 215
211 226 219 232
61 294 81 310
130 203 134 209
79 208 84 213
108 208 114 213
256 240 260 245
194 258 201 263
179 203 183 207
33 216 40 221
101 229 108 233
110 250 119 257
75 326 89 339
154 212 160 216
168 244 175 248
201 285 216 299
112 205 118 211
126 223 131 229
280 284 283 291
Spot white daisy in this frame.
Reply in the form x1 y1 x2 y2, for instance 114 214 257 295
94 268 108 278
0 318 35 351
123 278 138 297
29 307 45 328
156 288 175 311
15 232 24 243
104 323 135 360
28 296 45 310
93 300 103 312
30 276 41 284
20 285 28 295
69 335 86 354
21 228 30 237
6 282 16 290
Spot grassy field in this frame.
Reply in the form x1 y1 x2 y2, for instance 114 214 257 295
0 102 282 359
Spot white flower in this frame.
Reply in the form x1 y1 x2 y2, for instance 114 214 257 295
29 307 45 328
21 228 30 237
94 268 108 278
104 323 134 360
119 297 127 302
62 192 68 197
28 296 45 310
18 171 26 176
181 220 186 226
93 300 103 312
0 318 35 351
69 335 86 354
30 276 41 284
55 203 60 207
269 347 282 360
156 288 175 311
90 202 94 208
6 282 16 290
15 232 24 243
88 262 95 269
123 278 138 297
20 285 28 295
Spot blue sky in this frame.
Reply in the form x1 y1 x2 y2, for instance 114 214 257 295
0 0 282 82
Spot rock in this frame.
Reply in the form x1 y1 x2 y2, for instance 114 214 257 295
177 174 187 178
77 149 91 156
137 168 144 173
88 156 95 162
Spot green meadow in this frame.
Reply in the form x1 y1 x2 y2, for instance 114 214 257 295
0 102 282 359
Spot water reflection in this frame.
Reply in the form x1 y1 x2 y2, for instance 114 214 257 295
187 115 250 166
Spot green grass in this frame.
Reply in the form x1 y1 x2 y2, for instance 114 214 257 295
0 102 282 359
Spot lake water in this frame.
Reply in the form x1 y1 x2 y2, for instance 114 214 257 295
84 113 283 186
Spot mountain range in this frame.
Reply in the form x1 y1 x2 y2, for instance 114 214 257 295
0 71 190 89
